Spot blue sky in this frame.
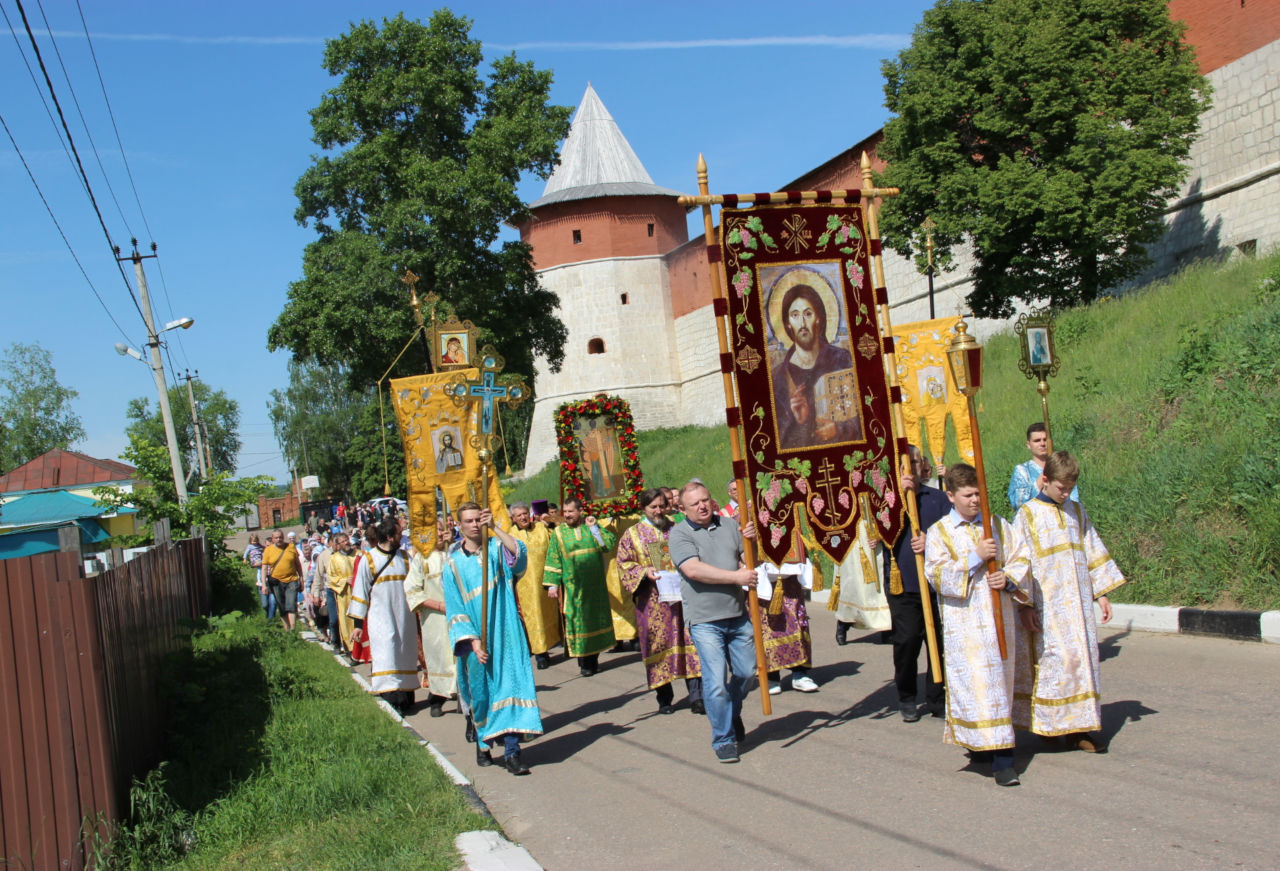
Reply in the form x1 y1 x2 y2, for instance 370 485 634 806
0 0 936 486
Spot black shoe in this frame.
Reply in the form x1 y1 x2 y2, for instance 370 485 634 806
994 767 1020 787
464 715 476 744
429 702 445 718
968 750 994 765
690 700 706 715
626 639 640 652
535 653 550 670
579 667 594 678
503 752 531 776
835 621 851 646
900 703 921 723
733 716 745 743
612 640 627 653
476 745 492 767
927 701 945 719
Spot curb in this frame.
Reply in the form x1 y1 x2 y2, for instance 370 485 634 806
299 631 544 871
812 591 1278 644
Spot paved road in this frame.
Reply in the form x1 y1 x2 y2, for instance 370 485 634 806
389 607 1279 871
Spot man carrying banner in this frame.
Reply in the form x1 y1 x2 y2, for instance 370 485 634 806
443 501 541 775
886 446 949 722
616 487 704 714
669 481 759 763
544 498 616 676
508 502 564 670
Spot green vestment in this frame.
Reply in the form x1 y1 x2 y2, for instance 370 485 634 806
544 522 617 656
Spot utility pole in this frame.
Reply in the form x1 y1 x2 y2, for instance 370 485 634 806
118 240 188 503
182 370 209 480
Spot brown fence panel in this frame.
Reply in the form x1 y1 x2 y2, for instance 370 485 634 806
0 535 209 870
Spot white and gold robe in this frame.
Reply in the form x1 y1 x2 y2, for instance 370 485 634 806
832 517 891 631
349 547 419 694
1013 497 1125 736
925 511 1031 751
405 550 457 697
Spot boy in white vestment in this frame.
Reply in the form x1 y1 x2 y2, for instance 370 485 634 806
925 463 1032 786
1014 451 1125 754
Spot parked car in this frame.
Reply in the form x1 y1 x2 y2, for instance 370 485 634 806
369 496 408 517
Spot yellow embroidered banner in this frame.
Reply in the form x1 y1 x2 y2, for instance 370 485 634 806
390 370 511 553
892 317 974 470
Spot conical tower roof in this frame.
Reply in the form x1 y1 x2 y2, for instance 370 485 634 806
531 84 683 208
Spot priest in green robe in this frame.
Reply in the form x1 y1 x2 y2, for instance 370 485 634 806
544 497 616 676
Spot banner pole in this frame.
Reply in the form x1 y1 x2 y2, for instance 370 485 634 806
860 153 943 684
696 154 772 716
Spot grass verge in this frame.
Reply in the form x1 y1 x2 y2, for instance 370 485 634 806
100 557 492 870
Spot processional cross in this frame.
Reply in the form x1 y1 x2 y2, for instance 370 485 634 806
448 346 528 649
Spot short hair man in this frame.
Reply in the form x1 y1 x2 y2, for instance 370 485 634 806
668 481 759 763
262 530 302 631
1008 422 1080 511
443 502 541 775
885 445 950 722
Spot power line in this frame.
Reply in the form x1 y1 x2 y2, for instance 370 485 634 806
10 0 148 327
33 0 135 238
0 108 138 347
71 0 192 370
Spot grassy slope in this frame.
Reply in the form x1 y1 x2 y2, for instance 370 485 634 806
510 252 1280 610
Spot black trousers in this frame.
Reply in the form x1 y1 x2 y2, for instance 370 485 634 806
887 590 944 705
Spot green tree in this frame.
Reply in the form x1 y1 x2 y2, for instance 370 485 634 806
268 359 366 499
268 10 572 387
344 397 407 501
94 433 271 549
126 381 241 484
878 0 1210 316
0 342 85 471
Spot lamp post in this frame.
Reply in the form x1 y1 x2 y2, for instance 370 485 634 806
114 310 194 504
945 314 1007 659
1014 309 1061 451
921 217 937 319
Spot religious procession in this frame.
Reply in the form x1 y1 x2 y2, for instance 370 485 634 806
248 161 1126 794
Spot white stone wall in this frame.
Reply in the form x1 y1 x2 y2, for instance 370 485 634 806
1140 40 1280 275
673 307 724 427
523 254 683 474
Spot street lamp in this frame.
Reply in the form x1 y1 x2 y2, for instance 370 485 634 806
114 314 195 504
945 314 1007 659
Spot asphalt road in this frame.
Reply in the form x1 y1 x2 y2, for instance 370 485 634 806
389 607 1280 871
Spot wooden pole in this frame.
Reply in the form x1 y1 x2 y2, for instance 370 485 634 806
696 154 771 716
964 395 1007 659
861 153 942 683
479 451 491 652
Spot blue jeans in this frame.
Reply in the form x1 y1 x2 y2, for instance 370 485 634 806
260 589 277 621
689 615 756 749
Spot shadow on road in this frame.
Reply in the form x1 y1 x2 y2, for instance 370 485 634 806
533 720 635 765
1099 628 1131 662
1101 698 1159 741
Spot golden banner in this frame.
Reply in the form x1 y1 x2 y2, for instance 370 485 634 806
892 317 975 470
390 370 511 553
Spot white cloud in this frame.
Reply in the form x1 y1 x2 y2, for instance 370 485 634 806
492 34 910 51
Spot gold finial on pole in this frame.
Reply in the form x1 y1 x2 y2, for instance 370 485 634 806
401 269 425 329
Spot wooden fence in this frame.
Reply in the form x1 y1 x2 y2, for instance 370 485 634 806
0 533 209 871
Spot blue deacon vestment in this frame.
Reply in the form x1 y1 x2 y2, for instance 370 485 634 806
443 536 543 746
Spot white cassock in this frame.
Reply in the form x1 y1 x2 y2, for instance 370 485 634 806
833 518 891 630
348 547 419 694
405 550 457 697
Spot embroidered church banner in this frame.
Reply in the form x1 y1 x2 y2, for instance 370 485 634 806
892 317 975 471
721 202 904 566
390 370 511 554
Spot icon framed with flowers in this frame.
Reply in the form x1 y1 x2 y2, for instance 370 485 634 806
554 393 645 517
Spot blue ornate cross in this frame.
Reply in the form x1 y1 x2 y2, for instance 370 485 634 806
449 345 526 447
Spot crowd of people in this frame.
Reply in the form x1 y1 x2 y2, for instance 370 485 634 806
241 425 1124 786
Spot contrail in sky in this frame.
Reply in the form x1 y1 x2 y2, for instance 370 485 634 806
19 30 907 51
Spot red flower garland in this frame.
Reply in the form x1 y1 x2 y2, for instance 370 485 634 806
554 394 644 517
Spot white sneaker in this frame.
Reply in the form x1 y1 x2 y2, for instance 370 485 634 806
768 682 782 695
791 674 819 693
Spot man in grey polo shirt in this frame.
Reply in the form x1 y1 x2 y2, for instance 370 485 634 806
668 480 758 763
